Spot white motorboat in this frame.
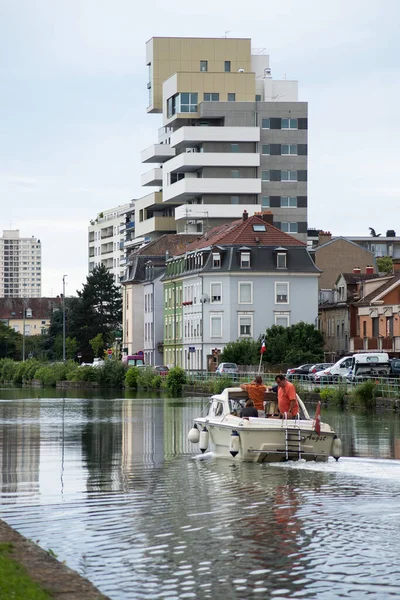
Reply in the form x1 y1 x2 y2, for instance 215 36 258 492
188 387 342 463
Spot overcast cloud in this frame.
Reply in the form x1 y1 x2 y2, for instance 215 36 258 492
1 0 399 296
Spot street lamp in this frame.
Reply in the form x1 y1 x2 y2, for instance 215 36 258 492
22 301 26 362
62 275 68 362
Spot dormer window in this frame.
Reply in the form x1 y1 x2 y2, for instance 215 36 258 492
26 308 33 318
240 252 250 268
277 253 287 269
212 252 221 268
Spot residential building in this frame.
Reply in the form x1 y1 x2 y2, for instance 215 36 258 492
0 230 41 298
162 212 319 370
314 233 377 289
350 260 400 354
88 202 135 284
139 36 308 242
0 297 62 336
121 234 198 358
337 231 400 259
318 267 384 359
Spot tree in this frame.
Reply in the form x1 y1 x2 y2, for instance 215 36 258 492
219 339 260 365
377 256 393 274
263 322 324 365
90 333 105 358
0 322 21 359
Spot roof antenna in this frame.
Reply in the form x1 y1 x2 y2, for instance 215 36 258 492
224 30 231 38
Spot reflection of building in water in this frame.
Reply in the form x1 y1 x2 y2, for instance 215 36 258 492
0 401 40 496
163 403 199 456
121 399 164 470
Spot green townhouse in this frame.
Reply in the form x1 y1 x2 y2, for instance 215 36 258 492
163 256 185 367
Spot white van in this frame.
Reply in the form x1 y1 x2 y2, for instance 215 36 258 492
349 352 391 379
313 356 353 382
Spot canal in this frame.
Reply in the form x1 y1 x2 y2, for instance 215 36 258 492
1 387 400 599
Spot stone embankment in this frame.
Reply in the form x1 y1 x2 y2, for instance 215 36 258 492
0 519 110 600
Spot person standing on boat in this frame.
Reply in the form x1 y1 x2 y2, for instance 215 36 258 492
240 375 267 415
239 399 259 418
275 374 299 418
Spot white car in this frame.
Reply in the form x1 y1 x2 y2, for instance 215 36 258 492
313 356 353 383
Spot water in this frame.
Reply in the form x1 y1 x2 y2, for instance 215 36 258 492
1 388 400 599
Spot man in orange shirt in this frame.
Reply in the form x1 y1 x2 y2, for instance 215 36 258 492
240 375 267 412
275 374 299 418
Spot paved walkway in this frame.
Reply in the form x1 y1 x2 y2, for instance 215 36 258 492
0 519 110 600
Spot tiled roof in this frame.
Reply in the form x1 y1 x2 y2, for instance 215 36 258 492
132 234 199 257
341 273 382 285
358 272 400 305
184 214 306 252
0 297 62 319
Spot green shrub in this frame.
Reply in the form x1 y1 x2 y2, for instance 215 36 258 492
319 388 333 401
125 366 139 389
330 385 348 408
0 359 18 382
137 367 157 390
166 366 187 396
351 380 377 410
95 361 126 388
151 374 163 389
68 365 98 382
34 366 57 387
213 375 234 394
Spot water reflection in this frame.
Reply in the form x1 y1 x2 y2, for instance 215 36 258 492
1 392 400 598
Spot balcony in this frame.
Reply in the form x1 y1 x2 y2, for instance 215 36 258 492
135 216 176 238
170 126 260 149
141 167 163 187
163 177 261 203
350 336 400 352
175 203 261 222
141 144 175 164
165 152 259 174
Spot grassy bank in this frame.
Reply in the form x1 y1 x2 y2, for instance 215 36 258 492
0 542 52 600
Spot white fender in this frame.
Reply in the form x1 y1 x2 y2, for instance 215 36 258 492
230 430 240 457
199 427 209 453
331 436 342 461
188 425 200 444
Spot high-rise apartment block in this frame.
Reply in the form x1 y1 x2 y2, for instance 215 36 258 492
139 37 308 241
0 230 41 298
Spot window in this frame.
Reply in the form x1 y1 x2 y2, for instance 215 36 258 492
275 312 290 327
255 94 262 101
261 196 270 208
262 118 270 129
231 169 240 178
210 314 222 337
230 143 239 152
261 144 270 155
227 93 236 101
231 196 239 204
262 170 270 181
180 92 198 113
211 282 222 303
277 253 287 268
253 224 266 232
275 282 289 303
281 170 297 182
281 118 298 129
204 93 219 101
281 144 297 155
240 252 250 268
281 222 298 233
200 60 208 72
212 252 221 268
281 196 297 207
239 314 252 337
239 282 252 304
224 61 231 72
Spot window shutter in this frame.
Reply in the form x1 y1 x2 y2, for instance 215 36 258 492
297 144 308 155
270 196 281 208
298 118 308 129
270 144 281 155
270 118 281 129
297 170 308 182
298 221 308 234
297 196 307 207
270 170 281 182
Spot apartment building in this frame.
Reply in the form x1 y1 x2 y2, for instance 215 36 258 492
0 230 41 298
139 36 308 242
88 202 135 284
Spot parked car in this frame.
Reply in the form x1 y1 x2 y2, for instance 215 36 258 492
215 363 239 377
154 365 169 376
390 358 400 377
313 356 353 383
286 364 315 381
309 363 334 378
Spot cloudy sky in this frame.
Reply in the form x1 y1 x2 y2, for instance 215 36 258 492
1 0 399 296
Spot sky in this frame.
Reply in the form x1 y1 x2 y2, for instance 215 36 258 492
1 0 400 297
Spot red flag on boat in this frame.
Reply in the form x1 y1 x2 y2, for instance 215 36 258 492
260 339 266 354
314 401 321 435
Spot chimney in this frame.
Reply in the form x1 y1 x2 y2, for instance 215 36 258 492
353 267 361 275
393 258 400 272
318 231 332 246
261 211 274 225
242 210 248 222
365 265 374 275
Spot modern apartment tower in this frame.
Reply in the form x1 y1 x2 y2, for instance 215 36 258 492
0 230 41 298
139 37 308 241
